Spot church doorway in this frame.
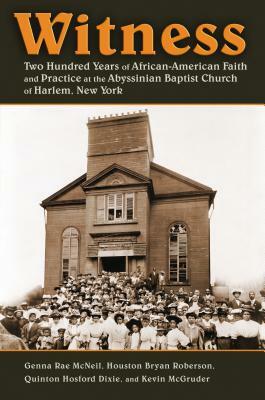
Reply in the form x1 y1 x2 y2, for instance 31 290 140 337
101 256 126 272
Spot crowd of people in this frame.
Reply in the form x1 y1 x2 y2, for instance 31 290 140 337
0 269 265 350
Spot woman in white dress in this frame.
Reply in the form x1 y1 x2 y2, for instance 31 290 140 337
166 315 190 350
108 313 129 350
139 315 156 350
65 315 80 350
86 312 105 350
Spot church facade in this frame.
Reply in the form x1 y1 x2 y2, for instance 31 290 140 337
41 111 216 293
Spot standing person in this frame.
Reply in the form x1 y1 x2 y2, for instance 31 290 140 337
228 289 243 309
198 309 217 350
179 312 204 350
258 310 265 349
36 327 54 350
0 323 28 350
86 312 104 350
158 271 166 291
108 313 128 350
14 309 28 334
1 306 21 338
148 268 159 293
155 328 167 350
260 290 265 311
187 295 201 315
65 315 80 350
214 309 232 350
53 328 68 350
166 315 190 350
231 306 260 349
245 291 262 322
139 315 156 350
126 318 142 350
21 312 40 349
203 289 216 306
50 312 64 340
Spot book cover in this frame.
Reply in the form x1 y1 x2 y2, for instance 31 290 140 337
0 0 264 398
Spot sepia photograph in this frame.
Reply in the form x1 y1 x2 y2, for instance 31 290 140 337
0 105 264 350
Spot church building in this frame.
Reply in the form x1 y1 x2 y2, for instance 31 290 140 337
41 111 216 293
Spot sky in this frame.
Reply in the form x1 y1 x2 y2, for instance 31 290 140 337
0 105 264 304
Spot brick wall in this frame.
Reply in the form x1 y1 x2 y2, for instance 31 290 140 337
149 197 210 292
44 205 86 292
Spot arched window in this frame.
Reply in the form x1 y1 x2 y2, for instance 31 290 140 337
62 227 79 279
169 223 188 283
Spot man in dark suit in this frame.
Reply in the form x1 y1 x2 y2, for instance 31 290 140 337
245 291 261 322
228 289 243 309
148 268 159 293
21 312 40 349
0 306 21 337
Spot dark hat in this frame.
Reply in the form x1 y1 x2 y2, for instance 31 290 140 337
69 314 79 320
91 311 102 318
177 292 187 298
80 308 91 315
186 312 198 319
241 305 254 313
259 290 265 297
166 315 182 324
126 318 142 331
58 328 66 332
28 312 37 318
217 308 228 317
50 312 61 319
59 305 69 311
4 306 17 313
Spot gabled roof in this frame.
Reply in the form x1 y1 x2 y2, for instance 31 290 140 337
41 173 86 208
150 162 216 205
41 162 216 209
151 162 213 191
82 163 152 190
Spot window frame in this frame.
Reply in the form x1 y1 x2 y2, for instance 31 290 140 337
169 223 188 284
61 227 80 280
97 192 135 223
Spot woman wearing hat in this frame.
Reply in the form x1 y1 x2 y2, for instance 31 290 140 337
166 315 190 350
197 309 217 350
139 314 156 350
214 309 232 349
126 318 142 350
50 312 64 340
231 306 260 349
65 314 80 350
108 313 129 350
85 312 105 350
179 312 204 350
